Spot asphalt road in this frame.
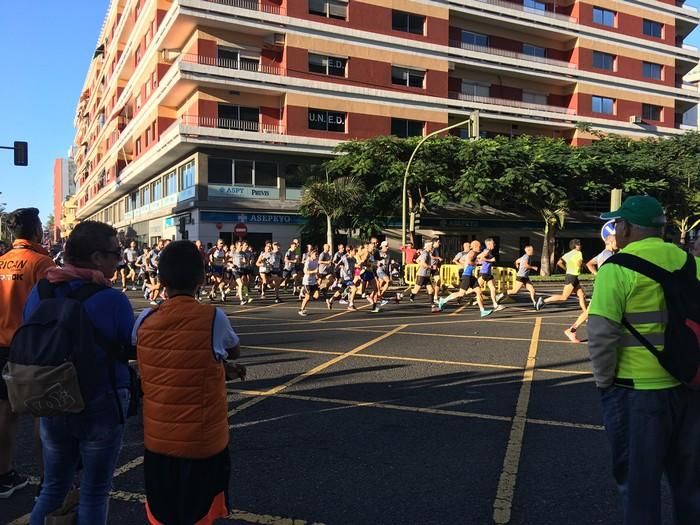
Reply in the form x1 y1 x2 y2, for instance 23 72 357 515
1 283 678 524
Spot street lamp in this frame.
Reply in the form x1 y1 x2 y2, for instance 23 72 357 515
401 111 480 261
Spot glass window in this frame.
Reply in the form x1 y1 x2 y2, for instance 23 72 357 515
309 0 326 15
592 96 614 114
523 44 546 58
524 0 546 11
309 53 347 76
327 56 347 76
593 7 615 27
309 0 347 19
179 161 195 189
462 81 490 98
391 67 425 88
309 53 326 74
642 104 662 121
208 158 233 185
234 160 254 185
255 162 278 187
152 179 162 201
308 109 346 132
593 51 615 70
285 164 305 189
140 186 150 205
218 47 239 68
643 19 662 38
165 171 177 195
135 138 142 155
523 91 548 105
643 62 662 80
240 56 259 72
392 10 425 35
391 118 424 138
461 31 489 47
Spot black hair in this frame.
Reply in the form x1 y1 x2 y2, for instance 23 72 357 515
569 239 581 250
7 208 41 240
158 240 204 290
64 221 117 266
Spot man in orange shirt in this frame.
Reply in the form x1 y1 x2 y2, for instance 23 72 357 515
0 208 54 498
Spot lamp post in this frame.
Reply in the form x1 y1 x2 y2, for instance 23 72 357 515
401 111 479 262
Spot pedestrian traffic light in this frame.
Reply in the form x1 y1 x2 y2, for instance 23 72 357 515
13 141 28 166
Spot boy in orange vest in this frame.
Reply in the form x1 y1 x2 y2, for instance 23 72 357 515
132 241 245 525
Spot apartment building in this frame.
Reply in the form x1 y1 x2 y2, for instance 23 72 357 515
52 156 76 243
71 0 700 246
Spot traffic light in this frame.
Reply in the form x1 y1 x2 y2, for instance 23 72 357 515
13 141 28 166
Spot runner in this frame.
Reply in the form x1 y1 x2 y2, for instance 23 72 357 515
564 234 618 343
318 244 334 299
478 238 505 312
282 241 300 296
113 242 128 292
299 248 320 316
360 242 381 313
376 240 391 305
256 243 272 298
408 241 440 312
209 239 227 302
267 242 284 303
539 239 587 311
331 243 345 290
123 240 139 290
496 244 540 309
430 237 444 305
327 245 358 311
438 240 493 317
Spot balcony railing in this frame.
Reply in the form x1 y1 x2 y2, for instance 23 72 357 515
465 0 578 23
180 115 286 134
201 0 285 15
450 40 576 69
449 91 576 115
180 54 284 75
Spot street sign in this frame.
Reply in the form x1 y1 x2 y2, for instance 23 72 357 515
234 222 247 238
601 220 616 241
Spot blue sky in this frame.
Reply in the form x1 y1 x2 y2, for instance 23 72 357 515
0 0 698 222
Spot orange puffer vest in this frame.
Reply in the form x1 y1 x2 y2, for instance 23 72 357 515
137 296 229 459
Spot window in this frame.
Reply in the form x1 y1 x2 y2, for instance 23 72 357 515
524 0 546 12
391 66 425 88
461 31 489 47
234 160 253 185
461 81 490 98
285 164 305 189
392 10 425 35
523 44 546 58
255 162 278 187
218 104 260 131
140 185 150 206
643 19 663 38
179 161 195 189
135 137 142 155
643 62 662 80
309 0 347 20
391 118 424 138
164 171 177 195
145 126 150 147
308 109 346 132
523 91 548 105
593 7 615 27
151 178 162 201
218 47 239 68
642 103 662 121
209 157 233 184
308 53 347 76
592 96 614 114
145 80 151 99
592 51 615 71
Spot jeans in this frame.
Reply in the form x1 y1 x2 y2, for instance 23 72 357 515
600 385 700 525
30 389 129 525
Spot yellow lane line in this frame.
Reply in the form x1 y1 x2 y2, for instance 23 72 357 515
228 325 407 420
341 326 569 345
449 303 470 316
492 317 542 525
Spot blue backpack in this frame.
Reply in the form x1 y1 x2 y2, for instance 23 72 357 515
2 280 125 417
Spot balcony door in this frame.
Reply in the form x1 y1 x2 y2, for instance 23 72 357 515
218 104 260 131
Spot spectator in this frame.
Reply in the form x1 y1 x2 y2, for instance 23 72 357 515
0 208 54 498
133 241 244 525
29 221 134 525
400 242 417 264
587 196 700 524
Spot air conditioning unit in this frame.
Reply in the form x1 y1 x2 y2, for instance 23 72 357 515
629 115 642 124
265 33 285 46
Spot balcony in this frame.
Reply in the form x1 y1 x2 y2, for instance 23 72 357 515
449 91 576 115
201 0 286 15
450 40 576 69
180 54 284 76
180 115 286 134
455 0 577 23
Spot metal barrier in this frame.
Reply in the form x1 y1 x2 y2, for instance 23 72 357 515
403 264 517 292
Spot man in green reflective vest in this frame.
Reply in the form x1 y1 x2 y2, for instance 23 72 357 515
588 195 700 524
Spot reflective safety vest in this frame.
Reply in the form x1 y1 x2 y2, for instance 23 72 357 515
590 237 700 390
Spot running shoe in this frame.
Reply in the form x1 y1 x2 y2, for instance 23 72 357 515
347 304 357 311
247 297 253 304
564 328 582 343
371 305 380 313
494 305 506 312
298 310 308 317
143 290 150 300
536 297 544 311
495 292 505 304
0 470 28 498
131 286 137 291
326 299 333 310
240 300 246 306
339 299 349 305
480 309 493 318
431 304 440 313
220 291 226 302
274 298 282 304
380 300 389 306
149 301 158 306
438 298 447 311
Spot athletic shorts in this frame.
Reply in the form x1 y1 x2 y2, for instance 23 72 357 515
479 273 494 282
431 269 440 277
304 284 319 296
516 276 531 285
460 276 479 291
376 270 389 280
212 266 225 276
282 269 295 279
416 275 431 287
127 263 137 273
565 275 581 288
270 270 282 277
341 279 354 288
361 270 376 282
0 347 8 400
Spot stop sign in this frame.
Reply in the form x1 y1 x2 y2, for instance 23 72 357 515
234 222 247 238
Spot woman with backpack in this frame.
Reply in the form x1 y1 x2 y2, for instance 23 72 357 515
25 221 135 525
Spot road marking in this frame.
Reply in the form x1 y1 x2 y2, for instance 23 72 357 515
228 325 407 421
492 317 542 525
311 303 372 323
449 303 470 316
7 514 31 525
113 455 144 476
226 301 284 314
341 326 569 345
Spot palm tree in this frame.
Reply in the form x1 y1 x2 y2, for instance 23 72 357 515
299 171 364 248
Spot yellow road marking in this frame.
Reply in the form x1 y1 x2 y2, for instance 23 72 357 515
493 317 542 525
228 325 407 420
341 326 569 345
226 301 284 314
311 303 372 323
449 303 470 316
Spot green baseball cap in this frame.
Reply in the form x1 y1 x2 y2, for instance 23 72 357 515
600 195 666 227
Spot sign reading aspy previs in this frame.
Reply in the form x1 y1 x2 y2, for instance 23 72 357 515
209 185 279 199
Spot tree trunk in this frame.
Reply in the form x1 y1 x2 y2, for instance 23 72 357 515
540 222 556 276
679 217 688 247
326 214 333 249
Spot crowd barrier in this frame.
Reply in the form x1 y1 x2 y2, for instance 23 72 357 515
402 264 516 293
